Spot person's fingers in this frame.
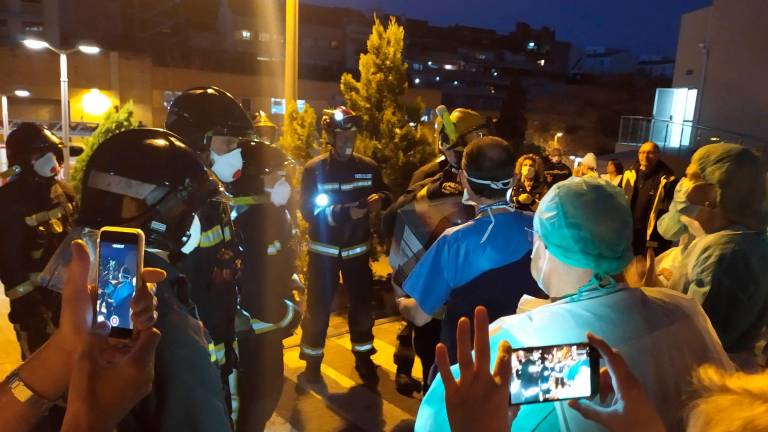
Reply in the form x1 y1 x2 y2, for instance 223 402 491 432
93 320 111 336
493 340 513 390
435 343 458 394
473 306 490 374
456 317 474 382
62 240 93 322
587 333 632 394
128 328 161 366
507 405 521 427
598 368 614 403
567 399 612 425
141 268 166 285
131 310 158 331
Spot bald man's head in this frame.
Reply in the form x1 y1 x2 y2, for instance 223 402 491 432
638 141 660 171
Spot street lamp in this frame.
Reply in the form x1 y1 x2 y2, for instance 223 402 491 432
554 132 564 145
22 38 101 179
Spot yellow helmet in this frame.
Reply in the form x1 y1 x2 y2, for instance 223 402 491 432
253 110 276 129
435 106 487 151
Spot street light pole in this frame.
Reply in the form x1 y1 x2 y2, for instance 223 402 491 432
59 52 71 178
22 38 100 180
1 95 8 145
284 0 298 106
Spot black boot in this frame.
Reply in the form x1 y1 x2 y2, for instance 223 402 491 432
354 352 378 381
297 358 326 393
395 372 422 396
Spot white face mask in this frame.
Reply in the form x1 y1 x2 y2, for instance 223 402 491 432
210 148 243 183
180 214 202 255
33 152 60 178
266 177 292 207
680 214 707 238
523 166 535 179
531 239 549 291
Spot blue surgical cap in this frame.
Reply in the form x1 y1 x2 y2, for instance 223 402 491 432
534 177 633 275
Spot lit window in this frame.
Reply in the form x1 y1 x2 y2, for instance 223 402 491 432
452 80 459 86
527 41 537 50
537 59 546 67
23 21 44 32
443 64 457 71
238 30 252 40
412 63 423 70
435 76 441 82
270 98 306 115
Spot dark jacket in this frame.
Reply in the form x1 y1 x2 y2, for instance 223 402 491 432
409 156 448 186
300 151 392 249
510 179 548 213
120 252 231 432
622 160 677 251
544 160 572 187
0 177 74 326
235 203 297 329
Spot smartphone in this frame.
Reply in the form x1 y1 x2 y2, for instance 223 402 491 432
509 342 600 405
96 227 144 339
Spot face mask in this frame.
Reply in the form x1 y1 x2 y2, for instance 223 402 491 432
523 166 535 179
33 152 60 178
680 214 707 238
210 148 243 183
531 240 550 291
180 214 202 255
266 177 292 207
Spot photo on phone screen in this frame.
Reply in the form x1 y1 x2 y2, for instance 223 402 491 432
509 343 599 405
97 236 138 335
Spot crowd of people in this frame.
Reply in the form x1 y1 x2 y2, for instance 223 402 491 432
0 91 767 432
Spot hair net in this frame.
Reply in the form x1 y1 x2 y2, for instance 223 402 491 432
533 177 633 275
692 143 768 230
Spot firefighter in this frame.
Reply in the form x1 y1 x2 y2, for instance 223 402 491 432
165 86 249 408
299 106 392 385
252 110 278 145
0 123 80 360
216 138 302 431
78 128 232 430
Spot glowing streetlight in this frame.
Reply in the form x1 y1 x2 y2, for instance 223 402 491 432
554 132 564 145
22 38 101 179
82 89 112 116
1 90 31 170
13 89 31 98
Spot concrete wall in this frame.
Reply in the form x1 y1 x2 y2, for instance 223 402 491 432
672 7 711 88
674 0 768 143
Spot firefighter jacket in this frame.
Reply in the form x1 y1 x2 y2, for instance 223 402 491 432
300 151 392 259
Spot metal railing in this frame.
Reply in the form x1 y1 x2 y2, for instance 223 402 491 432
3 120 100 139
618 116 768 155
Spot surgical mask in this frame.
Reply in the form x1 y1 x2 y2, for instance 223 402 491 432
266 177 292 207
531 240 550 291
180 214 202 254
522 166 535 179
210 148 243 183
33 152 60 178
680 214 707 238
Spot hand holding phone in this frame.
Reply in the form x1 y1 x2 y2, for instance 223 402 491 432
96 227 145 339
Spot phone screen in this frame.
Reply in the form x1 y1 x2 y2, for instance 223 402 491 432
97 239 138 332
509 343 598 405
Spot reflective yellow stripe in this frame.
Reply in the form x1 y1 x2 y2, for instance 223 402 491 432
231 194 269 206
24 203 73 227
249 300 296 335
301 344 324 356
208 343 217 363
199 226 225 248
223 226 232 241
214 343 227 366
341 243 369 259
351 341 375 352
308 240 340 257
339 180 372 191
6 281 35 300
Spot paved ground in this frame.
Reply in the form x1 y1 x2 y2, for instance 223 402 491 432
0 288 422 431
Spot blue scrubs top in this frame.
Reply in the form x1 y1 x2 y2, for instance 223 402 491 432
403 209 534 315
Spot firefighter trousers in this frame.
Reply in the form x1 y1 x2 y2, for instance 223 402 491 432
236 330 284 432
300 252 375 360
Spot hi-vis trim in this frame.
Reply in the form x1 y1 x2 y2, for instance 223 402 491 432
318 183 340 191
213 343 226 366
308 241 369 259
354 173 373 179
267 240 282 256
6 281 35 300
208 343 217 363
340 180 372 191
24 203 74 227
249 300 296 335
300 344 324 356
199 225 232 248
351 341 374 352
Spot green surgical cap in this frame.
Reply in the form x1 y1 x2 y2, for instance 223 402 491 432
692 143 768 230
533 177 633 275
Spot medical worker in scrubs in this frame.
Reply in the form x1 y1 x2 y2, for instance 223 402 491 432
415 177 732 432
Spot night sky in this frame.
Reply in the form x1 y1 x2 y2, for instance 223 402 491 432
305 0 712 56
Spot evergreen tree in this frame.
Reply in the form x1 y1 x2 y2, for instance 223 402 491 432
69 101 138 199
278 100 320 164
340 15 436 195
